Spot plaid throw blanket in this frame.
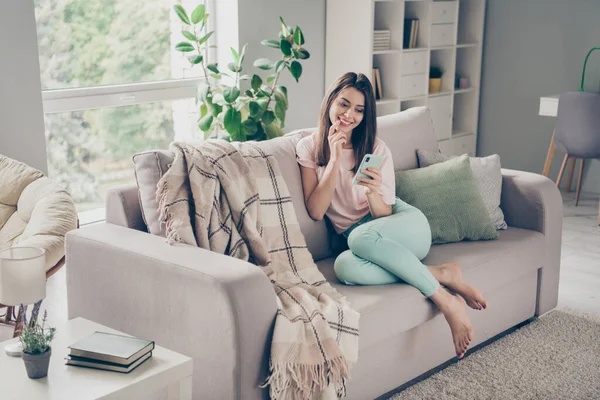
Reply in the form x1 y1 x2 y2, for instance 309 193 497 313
156 140 360 399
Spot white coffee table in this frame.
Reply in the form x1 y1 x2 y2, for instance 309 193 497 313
0 317 192 400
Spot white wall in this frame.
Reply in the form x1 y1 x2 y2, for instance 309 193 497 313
237 0 326 132
0 1 48 174
478 0 600 194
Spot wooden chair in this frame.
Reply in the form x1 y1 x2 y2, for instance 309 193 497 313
553 92 600 217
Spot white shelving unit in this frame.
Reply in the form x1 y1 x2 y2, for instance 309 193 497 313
325 0 486 157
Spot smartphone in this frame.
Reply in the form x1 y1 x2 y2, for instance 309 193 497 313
352 154 384 185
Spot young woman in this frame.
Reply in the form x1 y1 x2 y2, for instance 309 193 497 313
296 72 488 359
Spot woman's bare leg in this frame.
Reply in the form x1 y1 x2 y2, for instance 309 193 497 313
429 286 474 358
428 263 488 311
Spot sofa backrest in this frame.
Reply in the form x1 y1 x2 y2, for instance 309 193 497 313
114 106 438 260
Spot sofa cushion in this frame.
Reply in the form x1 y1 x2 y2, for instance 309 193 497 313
377 107 439 172
317 227 543 350
395 154 499 244
417 149 508 230
132 150 173 236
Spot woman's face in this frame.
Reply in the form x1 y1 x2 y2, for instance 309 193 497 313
328 87 365 134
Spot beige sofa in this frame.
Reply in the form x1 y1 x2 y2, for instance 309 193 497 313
65 107 563 399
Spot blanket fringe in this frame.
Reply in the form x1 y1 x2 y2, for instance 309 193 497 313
156 176 183 245
261 356 351 400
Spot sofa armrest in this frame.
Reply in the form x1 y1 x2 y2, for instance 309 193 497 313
66 223 278 400
500 169 563 316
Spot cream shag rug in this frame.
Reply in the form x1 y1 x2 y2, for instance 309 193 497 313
389 308 600 400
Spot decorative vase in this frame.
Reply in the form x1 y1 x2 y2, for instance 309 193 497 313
429 78 442 93
22 347 51 379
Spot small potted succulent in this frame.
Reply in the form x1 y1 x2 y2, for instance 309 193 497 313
429 66 443 93
19 307 56 379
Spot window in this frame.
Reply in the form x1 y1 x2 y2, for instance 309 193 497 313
34 0 213 224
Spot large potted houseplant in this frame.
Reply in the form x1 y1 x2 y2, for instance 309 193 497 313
19 308 56 379
173 4 310 142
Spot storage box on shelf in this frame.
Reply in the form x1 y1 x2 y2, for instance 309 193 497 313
325 0 485 157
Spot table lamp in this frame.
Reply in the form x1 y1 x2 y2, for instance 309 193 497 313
0 247 46 357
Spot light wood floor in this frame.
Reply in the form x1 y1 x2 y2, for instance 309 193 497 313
1 192 599 340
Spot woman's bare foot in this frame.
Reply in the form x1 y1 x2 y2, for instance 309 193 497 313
429 263 488 311
430 288 474 358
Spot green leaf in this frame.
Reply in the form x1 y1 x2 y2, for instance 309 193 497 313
294 26 305 45
279 16 291 37
230 47 240 65
249 101 262 117
261 39 280 49
275 60 287 73
266 75 276 84
257 98 269 109
262 110 276 125
263 121 284 139
289 61 302 82
224 107 242 137
275 99 286 128
197 31 214 46
254 58 275 70
199 84 210 102
174 5 191 25
259 89 271 98
200 103 208 117
207 63 220 74
240 44 248 65
274 89 288 109
242 119 258 136
251 74 262 92
182 31 198 41
227 62 241 73
199 114 213 132
175 42 195 53
210 73 222 80
296 49 310 60
188 55 203 65
276 85 288 103
212 93 226 105
191 4 206 24
280 40 292 56
223 87 240 103
245 90 254 98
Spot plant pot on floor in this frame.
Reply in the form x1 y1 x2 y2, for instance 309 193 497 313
22 347 51 379
429 78 442 93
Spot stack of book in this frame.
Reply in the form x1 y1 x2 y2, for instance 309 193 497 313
373 30 391 52
371 68 383 100
403 19 420 49
66 331 155 373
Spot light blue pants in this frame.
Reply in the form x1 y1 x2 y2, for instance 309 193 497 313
334 198 440 297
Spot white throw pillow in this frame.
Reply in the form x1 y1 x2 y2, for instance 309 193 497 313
416 149 507 230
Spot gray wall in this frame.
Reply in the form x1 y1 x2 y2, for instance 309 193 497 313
0 1 47 174
237 0 326 132
478 0 600 194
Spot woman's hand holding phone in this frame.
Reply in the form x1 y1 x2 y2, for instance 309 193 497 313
357 167 383 195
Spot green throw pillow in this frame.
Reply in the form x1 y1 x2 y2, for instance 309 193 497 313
395 154 499 244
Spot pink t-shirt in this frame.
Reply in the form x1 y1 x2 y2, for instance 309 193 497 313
296 132 396 234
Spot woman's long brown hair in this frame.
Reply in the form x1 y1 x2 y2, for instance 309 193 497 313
315 72 377 173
